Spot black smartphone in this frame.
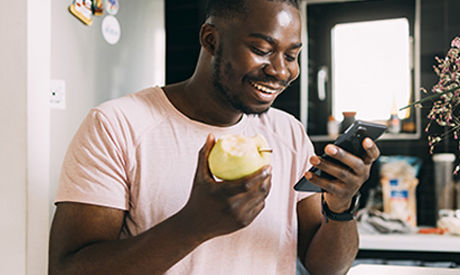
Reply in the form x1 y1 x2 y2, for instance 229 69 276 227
294 120 387 192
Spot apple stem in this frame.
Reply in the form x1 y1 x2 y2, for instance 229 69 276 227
258 148 273 153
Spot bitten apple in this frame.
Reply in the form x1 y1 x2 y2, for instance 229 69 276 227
208 134 272 181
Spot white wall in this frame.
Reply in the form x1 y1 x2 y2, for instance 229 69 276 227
27 0 51 273
1 0 51 274
50 0 165 216
0 0 164 273
0 0 28 273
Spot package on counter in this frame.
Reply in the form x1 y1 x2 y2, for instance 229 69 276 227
437 209 460 235
378 156 422 227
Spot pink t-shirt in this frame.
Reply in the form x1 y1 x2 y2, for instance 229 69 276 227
55 87 315 274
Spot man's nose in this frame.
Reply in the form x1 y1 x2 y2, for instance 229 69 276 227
263 54 290 81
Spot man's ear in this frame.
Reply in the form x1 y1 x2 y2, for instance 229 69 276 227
199 23 218 55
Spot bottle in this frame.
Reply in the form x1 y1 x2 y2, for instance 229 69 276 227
327 115 339 139
433 153 456 221
388 96 401 134
388 113 401 134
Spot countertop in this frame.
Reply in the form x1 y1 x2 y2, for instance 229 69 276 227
348 264 460 274
359 232 460 252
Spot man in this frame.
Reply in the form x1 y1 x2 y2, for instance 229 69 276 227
49 0 380 274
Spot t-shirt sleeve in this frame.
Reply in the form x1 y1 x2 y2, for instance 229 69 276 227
54 109 130 210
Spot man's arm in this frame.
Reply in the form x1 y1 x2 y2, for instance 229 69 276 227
297 138 380 275
49 202 208 275
49 134 272 275
297 194 358 275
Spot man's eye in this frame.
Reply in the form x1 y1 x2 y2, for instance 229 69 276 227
285 54 297 62
251 46 270 56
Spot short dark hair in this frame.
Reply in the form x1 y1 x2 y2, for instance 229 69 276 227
204 0 300 20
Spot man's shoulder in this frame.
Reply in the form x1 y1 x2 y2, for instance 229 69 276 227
95 86 166 120
88 87 169 137
96 86 161 112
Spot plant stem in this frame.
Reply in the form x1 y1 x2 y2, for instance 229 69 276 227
399 86 459 111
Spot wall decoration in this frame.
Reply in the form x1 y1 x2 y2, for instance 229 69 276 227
105 0 119 15
92 0 104 16
69 0 121 46
102 15 121 45
69 0 94 25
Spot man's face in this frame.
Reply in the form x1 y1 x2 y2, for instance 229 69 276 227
212 0 302 115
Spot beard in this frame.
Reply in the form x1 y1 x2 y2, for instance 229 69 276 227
212 45 270 115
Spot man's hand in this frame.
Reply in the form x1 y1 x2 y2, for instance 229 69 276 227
181 134 272 241
305 137 380 212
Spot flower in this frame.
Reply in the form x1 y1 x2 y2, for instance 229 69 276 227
401 36 459 174
452 37 460 49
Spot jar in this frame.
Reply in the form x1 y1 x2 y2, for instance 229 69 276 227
388 113 401 134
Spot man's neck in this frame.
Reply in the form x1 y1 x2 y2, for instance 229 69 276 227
163 78 244 127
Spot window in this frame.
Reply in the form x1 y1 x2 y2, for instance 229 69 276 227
331 18 411 121
304 0 419 138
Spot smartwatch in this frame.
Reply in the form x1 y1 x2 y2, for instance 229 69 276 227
321 191 361 222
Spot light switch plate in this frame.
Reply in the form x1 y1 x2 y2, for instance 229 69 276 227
50 79 66 109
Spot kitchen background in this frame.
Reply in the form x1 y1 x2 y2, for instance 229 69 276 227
166 0 460 226
165 0 460 267
1 0 459 274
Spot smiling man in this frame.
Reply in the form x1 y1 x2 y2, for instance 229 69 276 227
49 0 380 274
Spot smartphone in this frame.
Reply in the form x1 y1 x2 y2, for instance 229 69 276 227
294 120 387 192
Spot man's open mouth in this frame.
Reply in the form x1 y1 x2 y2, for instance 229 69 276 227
249 80 282 95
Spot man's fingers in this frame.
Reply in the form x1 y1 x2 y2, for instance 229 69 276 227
362 137 380 164
305 171 345 196
240 165 272 189
306 138 381 212
311 150 364 182
196 133 216 181
217 166 272 197
227 183 269 227
203 133 216 159
241 200 266 226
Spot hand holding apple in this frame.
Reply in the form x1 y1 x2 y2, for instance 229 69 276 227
180 134 272 241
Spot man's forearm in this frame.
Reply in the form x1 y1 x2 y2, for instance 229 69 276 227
51 211 208 275
302 219 359 275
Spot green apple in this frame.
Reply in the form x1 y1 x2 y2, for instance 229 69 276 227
208 134 272 181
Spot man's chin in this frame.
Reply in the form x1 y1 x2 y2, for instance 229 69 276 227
213 81 272 115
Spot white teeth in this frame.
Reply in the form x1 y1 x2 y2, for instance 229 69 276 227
250 81 277 94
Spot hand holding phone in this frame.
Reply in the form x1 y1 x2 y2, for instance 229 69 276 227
294 120 386 192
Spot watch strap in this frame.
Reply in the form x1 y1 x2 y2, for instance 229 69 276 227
321 192 360 222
